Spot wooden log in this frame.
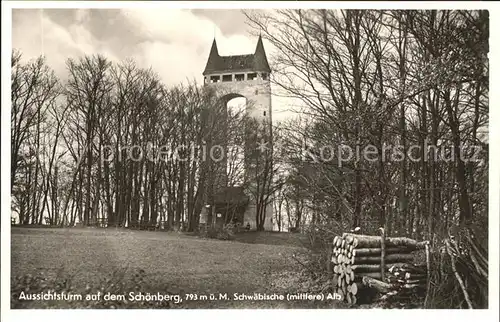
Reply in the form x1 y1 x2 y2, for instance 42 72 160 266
402 284 425 289
467 234 488 268
400 279 427 284
346 292 352 305
354 247 414 256
358 272 379 279
345 234 426 249
403 273 427 279
470 251 488 278
352 264 381 273
380 227 386 281
445 239 474 309
362 276 396 293
353 253 414 264
352 263 418 273
337 288 344 300
357 272 384 279
332 275 339 287
333 236 339 246
379 290 399 301
391 265 426 273
353 275 363 283
350 282 358 295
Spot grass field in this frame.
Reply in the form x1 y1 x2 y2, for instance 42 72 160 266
11 227 333 309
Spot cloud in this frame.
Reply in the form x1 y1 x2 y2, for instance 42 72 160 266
11 8 294 120
191 9 250 38
121 8 257 85
12 9 120 80
13 9 261 83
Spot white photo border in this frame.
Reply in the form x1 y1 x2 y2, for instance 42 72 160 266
1 1 498 322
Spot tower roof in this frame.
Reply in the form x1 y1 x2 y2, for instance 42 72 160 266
204 39 220 74
254 35 271 73
203 36 271 75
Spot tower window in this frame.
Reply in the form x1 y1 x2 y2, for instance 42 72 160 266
235 74 245 81
248 73 257 80
222 74 232 82
210 75 220 83
262 73 268 81
263 111 266 116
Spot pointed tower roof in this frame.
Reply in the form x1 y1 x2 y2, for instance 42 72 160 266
203 36 271 76
253 35 271 73
203 39 222 75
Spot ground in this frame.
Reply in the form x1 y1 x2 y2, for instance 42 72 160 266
11 227 338 309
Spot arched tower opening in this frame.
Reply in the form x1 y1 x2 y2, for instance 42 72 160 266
225 96 247 187
226 96 246 115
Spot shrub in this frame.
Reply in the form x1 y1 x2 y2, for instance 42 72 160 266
199 223 236 241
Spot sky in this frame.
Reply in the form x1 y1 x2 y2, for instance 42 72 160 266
12 9 260 85
11 8 295 120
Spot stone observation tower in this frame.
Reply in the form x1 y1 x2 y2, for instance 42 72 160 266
201 36 273 231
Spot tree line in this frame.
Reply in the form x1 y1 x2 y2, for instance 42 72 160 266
11 51 282 231
249 9 488 242
11 9 489 241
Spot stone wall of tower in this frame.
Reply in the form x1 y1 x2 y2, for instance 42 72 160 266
242 200 274 231
205 77 272 124
205 75 274 231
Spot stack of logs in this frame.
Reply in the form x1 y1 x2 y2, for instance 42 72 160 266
331 231 429 305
